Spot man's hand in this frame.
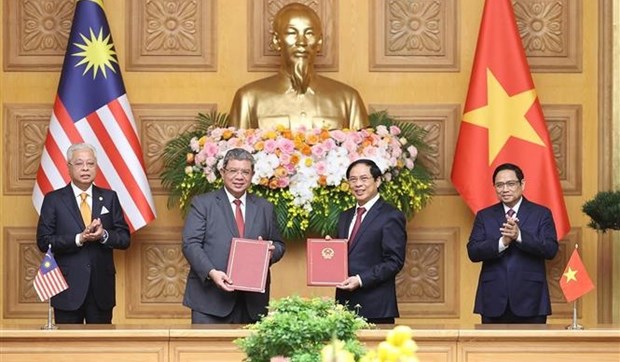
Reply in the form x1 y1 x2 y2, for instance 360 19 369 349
258 236 275 252
500 215 520 246
208 269 234 292
336 276 361 291
80 218 104 243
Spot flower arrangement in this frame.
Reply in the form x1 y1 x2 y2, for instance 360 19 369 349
360 325 419 362
161 111 434 240
235 296 370 361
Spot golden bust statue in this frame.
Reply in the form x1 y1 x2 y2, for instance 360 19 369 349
229 3 368 130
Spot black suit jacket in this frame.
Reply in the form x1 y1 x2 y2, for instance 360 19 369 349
36 184 130 310
335 197 407 319
467 197 558 317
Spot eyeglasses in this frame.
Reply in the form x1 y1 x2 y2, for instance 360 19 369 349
224 168 252 177
494 180 521 190
69 161 97 169
348 176 373 184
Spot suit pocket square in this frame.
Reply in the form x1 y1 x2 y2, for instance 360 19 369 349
101 206 110 215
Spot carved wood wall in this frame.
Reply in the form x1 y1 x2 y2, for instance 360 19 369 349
1 0 613 324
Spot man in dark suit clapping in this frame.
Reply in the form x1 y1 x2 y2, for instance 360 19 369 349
36 142 130 324
335 159 407 324
467 163 558 324
182 148 286 324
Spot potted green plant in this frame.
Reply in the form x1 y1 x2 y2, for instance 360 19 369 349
235 296 370 361
581 190 620 232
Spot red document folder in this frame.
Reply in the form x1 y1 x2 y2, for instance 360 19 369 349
226 238 271 293
306 238 348 286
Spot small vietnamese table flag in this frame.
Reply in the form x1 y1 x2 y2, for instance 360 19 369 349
560 247 594 302
450 0 570 238
34 247 68 302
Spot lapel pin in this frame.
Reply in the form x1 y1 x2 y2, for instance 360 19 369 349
99 196 103 201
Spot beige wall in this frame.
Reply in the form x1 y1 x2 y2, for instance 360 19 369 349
1 0 616 326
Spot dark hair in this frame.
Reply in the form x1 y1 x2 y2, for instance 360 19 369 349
492 163 524 183
222 148 255 170
346 159 382 180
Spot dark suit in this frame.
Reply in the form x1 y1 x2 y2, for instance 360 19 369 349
335 197 407 321
467 197 558 321
182 188 285 322
36 184 130 320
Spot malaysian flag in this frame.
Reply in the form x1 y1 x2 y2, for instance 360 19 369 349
32 0 156 232
34 247 68 302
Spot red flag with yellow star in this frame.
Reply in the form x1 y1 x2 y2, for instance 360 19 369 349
560 248 594 302
451 0 570 238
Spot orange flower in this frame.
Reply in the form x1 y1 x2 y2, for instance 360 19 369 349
318 175 327 186
222 129 234 140
269 178 279 189
259 177 269 186
186 153 194 164
290 154 300 165
274 166 288 178
319 129 331 141
301 145 312 156
254 141 265 151
306 134 319 145
281 129 293 139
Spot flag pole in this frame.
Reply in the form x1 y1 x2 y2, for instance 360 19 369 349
41 299 57 330
565 243 583 330
566 299 583 330
40 244 57 330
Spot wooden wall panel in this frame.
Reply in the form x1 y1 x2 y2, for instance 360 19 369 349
514 0 582 72
3 104 50 194
133 104 217 194
369 104 460 195
397 227 460 319
126 0 217 71
370 0 459 71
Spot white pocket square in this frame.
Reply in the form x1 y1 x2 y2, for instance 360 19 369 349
101 206 110 215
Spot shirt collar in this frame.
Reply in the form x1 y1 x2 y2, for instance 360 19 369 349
224 188 247 205
503 197 523 214
357 193 380 212
71 183 93 199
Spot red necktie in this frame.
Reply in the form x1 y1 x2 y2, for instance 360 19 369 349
233 199 244 237
348 207 366 246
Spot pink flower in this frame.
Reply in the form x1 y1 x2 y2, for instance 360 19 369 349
264 139 277 153
315 161 327 175
376 125 389 136
405 158 414 169
407 145 418 159
311 144 327 158
277 138 295 154
322 138 337 151
203 142 218 158
389 125 401 136
329 129 347 143
343 140 358 154
276 177 290 188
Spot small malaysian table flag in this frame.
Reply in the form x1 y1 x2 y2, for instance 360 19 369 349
33 247 68 302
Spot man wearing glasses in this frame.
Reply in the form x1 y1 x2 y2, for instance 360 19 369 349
182 148 285 324
467 163 558 324
334 159 407 324
36 142 130 323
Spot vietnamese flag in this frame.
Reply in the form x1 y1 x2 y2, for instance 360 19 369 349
560 248 594 302
451 0 570 238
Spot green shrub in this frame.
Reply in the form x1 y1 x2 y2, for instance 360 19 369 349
235 296 370 361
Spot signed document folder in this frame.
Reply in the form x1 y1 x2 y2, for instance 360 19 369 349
306 238 348 286
226 238 270 293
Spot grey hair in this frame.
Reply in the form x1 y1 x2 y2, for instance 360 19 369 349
66 143 97 161
222 148 255 170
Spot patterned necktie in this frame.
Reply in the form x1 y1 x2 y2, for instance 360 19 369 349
506 208 515 218
79 193 91 226
348 207 367 246
233 199 244 237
